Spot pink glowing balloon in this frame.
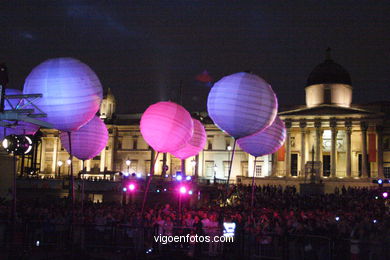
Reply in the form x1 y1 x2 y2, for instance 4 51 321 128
23 57 103 132
171 119 206 159
140 101 193 153
59 116 108 160
207 72 278 139
0 89 39 140
237 116 286 157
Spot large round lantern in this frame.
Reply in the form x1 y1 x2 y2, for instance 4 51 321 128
59 116 108 160
23 57 103 132
237 116 286 157
140 101 193 153
171 118 206 159
0 89 39 140
207 72 278 139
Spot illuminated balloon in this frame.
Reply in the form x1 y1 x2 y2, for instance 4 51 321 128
59 116 108 160
237 116 286 157
207 72 278 139
23 57 103 132
140 101 193 153
171 118 206 159
0 89 39 140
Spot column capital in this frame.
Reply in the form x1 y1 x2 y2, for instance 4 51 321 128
344 118 352 129
284 119 292 129
314 118 322 129
299 119 307 129
330 118 337 129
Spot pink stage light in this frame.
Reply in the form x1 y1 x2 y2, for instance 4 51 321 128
129 183 136 191
179 186 187 194
383 192 388 198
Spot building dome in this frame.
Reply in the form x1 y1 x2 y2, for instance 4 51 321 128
306 58 351 86
305 49 353 108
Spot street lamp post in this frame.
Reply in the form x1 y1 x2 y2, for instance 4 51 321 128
66 159 71 177
125 159 131 174
191 159 196 177
57 160 63 178
227 145 232 180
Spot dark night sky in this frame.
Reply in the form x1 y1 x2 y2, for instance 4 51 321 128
1 1 389 113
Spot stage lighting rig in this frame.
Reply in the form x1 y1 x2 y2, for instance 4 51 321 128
2 134 33 155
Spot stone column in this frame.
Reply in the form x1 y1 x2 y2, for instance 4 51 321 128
345 119 352 178
108 127 117 171
330 118 338 178
40 138 46 173
285 119 292 177
271 152 277 176
162 153 167 175
360 121 368 178
100 148 106 173
52 137 58 175
300 120 307 177
377 125 384 179
181 159 186 175
195 154 199 178
314 119 322 162
150 149 155 174
86 160 91 172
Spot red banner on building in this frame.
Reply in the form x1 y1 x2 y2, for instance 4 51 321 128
368 133 376 162
277 145 285 161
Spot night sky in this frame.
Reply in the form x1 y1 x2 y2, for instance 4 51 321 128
1 1 389 113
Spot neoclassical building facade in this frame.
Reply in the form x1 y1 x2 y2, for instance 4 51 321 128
35 54 390 184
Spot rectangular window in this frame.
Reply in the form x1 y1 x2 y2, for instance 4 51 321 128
223 161 231 177
241 161 248 177
205 161 215 177
207 141 213 150
145 160 151 175
255 165 262 177
384 167 390 178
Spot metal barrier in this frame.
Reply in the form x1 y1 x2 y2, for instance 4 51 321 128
0 222 389 259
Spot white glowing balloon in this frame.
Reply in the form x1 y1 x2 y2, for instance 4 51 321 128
60 116 108 160
207 72 278 139
237 116 286 157
23 57 103 132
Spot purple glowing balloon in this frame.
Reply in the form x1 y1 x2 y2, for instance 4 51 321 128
237 116 286 157
171 119 206 160
0 89 39 140
23 58 103 132
59 116 108 160
140 101 193 153
207 72 278 139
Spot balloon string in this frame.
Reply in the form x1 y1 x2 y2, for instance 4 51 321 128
251 156 257 217
141 151 160 217
224 139 237 206
67 131 74 223
81 160 85 217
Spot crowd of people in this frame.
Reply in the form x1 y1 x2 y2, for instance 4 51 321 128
0 184 389 258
